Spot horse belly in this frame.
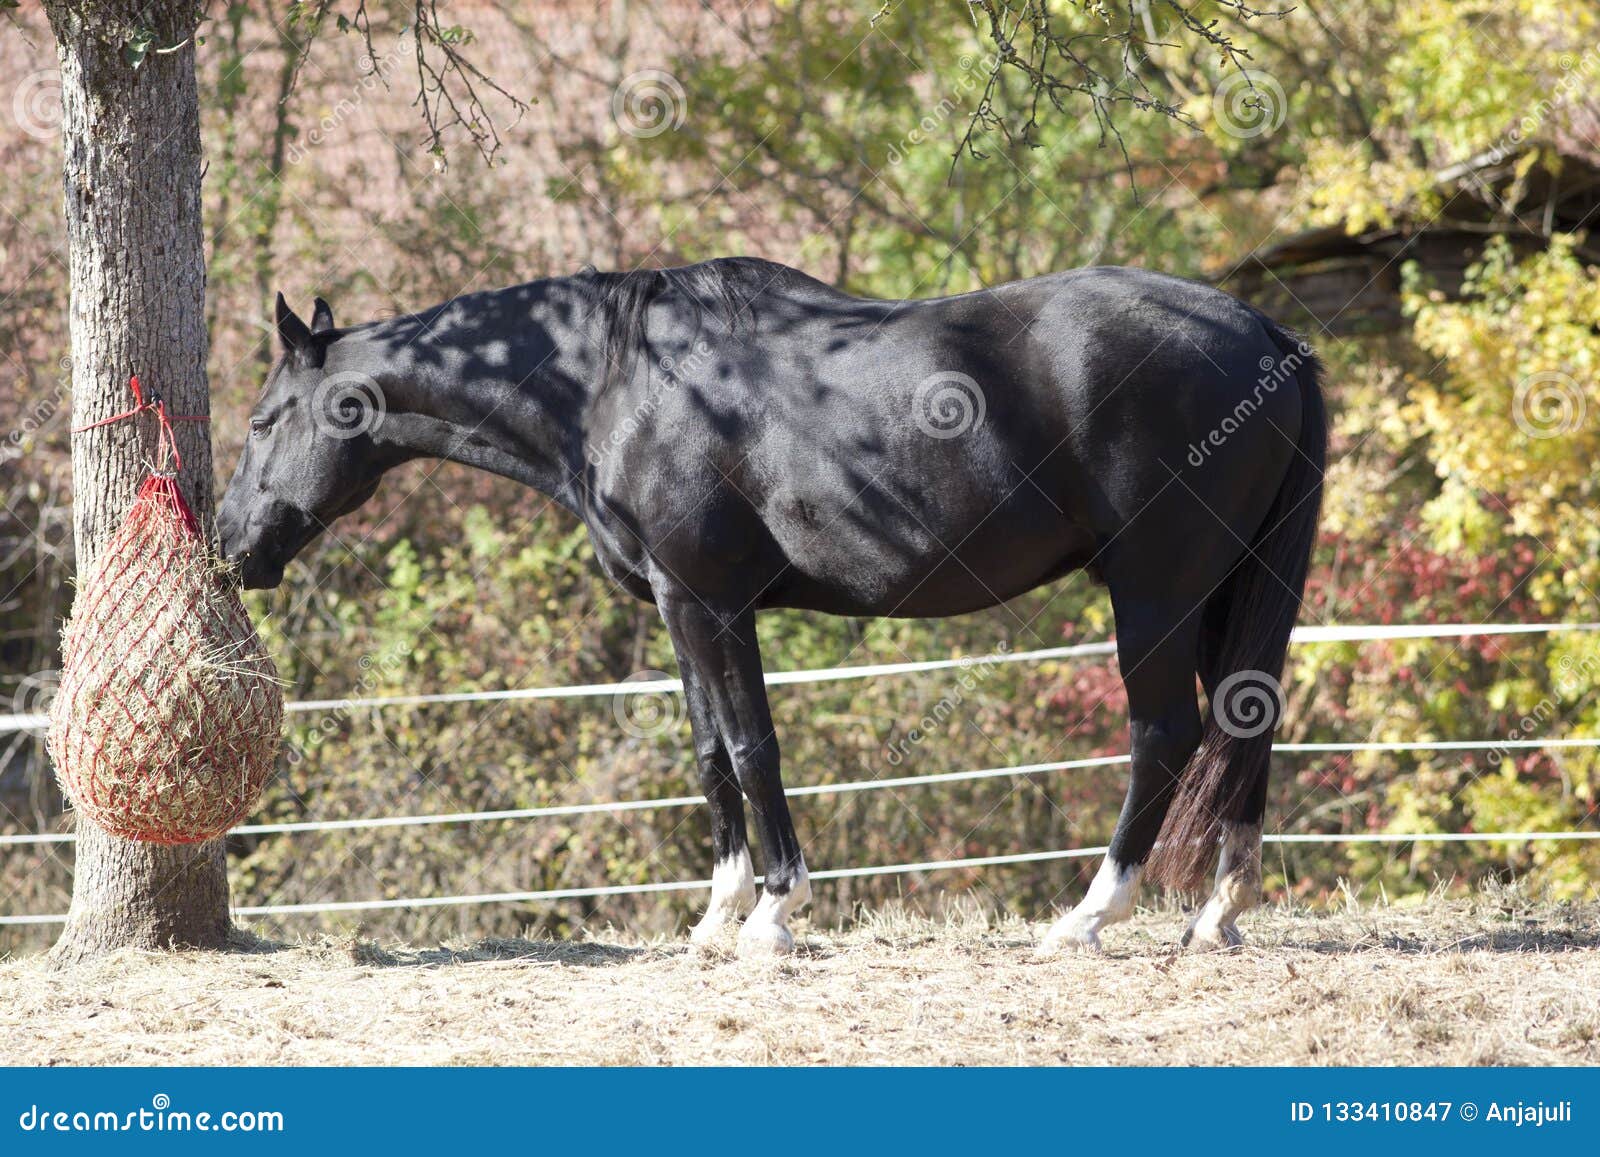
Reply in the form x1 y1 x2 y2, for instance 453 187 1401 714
878 509 1097 617
761 478 1094 617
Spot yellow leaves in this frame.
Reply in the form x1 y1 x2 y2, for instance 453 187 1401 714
1301 144 1464 237
1289 0 1591 247
1315 359 1417 539
1300 140 1421 233
1419 476 1496 554
1383 0 1561 157
1400 236 1600 604
1460 771 1598 897
1382 777 1448 840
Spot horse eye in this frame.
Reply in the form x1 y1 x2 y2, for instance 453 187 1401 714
249 418 271 437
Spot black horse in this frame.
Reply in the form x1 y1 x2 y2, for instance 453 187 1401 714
218 257 1325 955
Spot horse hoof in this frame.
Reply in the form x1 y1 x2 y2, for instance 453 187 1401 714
736 919 795 957
1182 919 1244 951
1038 920 1102 956
689 917 735 949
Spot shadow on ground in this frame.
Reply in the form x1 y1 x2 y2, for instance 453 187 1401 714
112 893 1600 968
228 926 658 968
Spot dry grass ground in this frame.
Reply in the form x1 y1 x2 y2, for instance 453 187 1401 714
3 892 1598 1066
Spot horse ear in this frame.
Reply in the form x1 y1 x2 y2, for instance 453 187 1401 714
276 292 311 353
310 296 335 335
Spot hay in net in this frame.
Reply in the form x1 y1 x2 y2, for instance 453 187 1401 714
48 473 284 844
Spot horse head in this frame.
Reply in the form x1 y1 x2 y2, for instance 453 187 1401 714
217 293 388 589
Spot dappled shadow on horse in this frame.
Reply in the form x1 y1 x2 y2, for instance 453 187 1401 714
218 256 1325 958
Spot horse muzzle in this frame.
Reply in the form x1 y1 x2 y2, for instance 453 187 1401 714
218 497 316 590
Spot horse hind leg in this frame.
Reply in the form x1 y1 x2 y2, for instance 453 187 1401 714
1181 821 1261 950
1180 602 1266 951
1041 597 1203 953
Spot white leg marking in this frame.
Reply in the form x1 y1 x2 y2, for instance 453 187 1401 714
1183 821 1262 950
690 847 757 946
1040 857 1143 954
736 859 811 957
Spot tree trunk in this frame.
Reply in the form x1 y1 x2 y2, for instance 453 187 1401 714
43 0 231 963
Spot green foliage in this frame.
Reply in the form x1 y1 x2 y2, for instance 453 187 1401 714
7 0 1600 953
590 1 1210 295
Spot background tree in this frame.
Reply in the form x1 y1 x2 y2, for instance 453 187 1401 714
39 0 227 963
28 0 524 961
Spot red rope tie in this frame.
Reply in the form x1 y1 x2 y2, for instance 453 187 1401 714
71 374 209 473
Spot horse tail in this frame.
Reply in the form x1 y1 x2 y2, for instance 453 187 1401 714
1144 319 1327 892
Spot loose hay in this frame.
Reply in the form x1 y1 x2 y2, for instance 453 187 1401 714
48 473 283 843
2 895 1596 1066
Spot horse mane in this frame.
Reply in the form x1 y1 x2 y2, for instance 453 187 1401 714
577 257 788 392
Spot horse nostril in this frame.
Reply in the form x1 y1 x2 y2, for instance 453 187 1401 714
218 518 243 561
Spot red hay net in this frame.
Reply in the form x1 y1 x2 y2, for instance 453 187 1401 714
47 377 284 844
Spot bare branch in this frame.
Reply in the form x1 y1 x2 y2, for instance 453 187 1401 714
408 0 532 167
951 0 1293 188
283 1 535 167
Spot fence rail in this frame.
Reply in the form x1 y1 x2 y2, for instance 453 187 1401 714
4 621 1598 928
4 831 1599 926
3 620 1595 733
4 738 1600 848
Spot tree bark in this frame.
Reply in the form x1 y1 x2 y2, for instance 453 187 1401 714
42 0 231 963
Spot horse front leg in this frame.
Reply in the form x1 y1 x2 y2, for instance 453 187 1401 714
657 589 810 957
678 670 756 945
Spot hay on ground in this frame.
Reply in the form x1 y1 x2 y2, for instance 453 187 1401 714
2 892 1597 1066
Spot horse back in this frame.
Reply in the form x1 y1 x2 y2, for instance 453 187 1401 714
583 263 1302 616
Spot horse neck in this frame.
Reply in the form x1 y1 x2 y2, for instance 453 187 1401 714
357 279 603 516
